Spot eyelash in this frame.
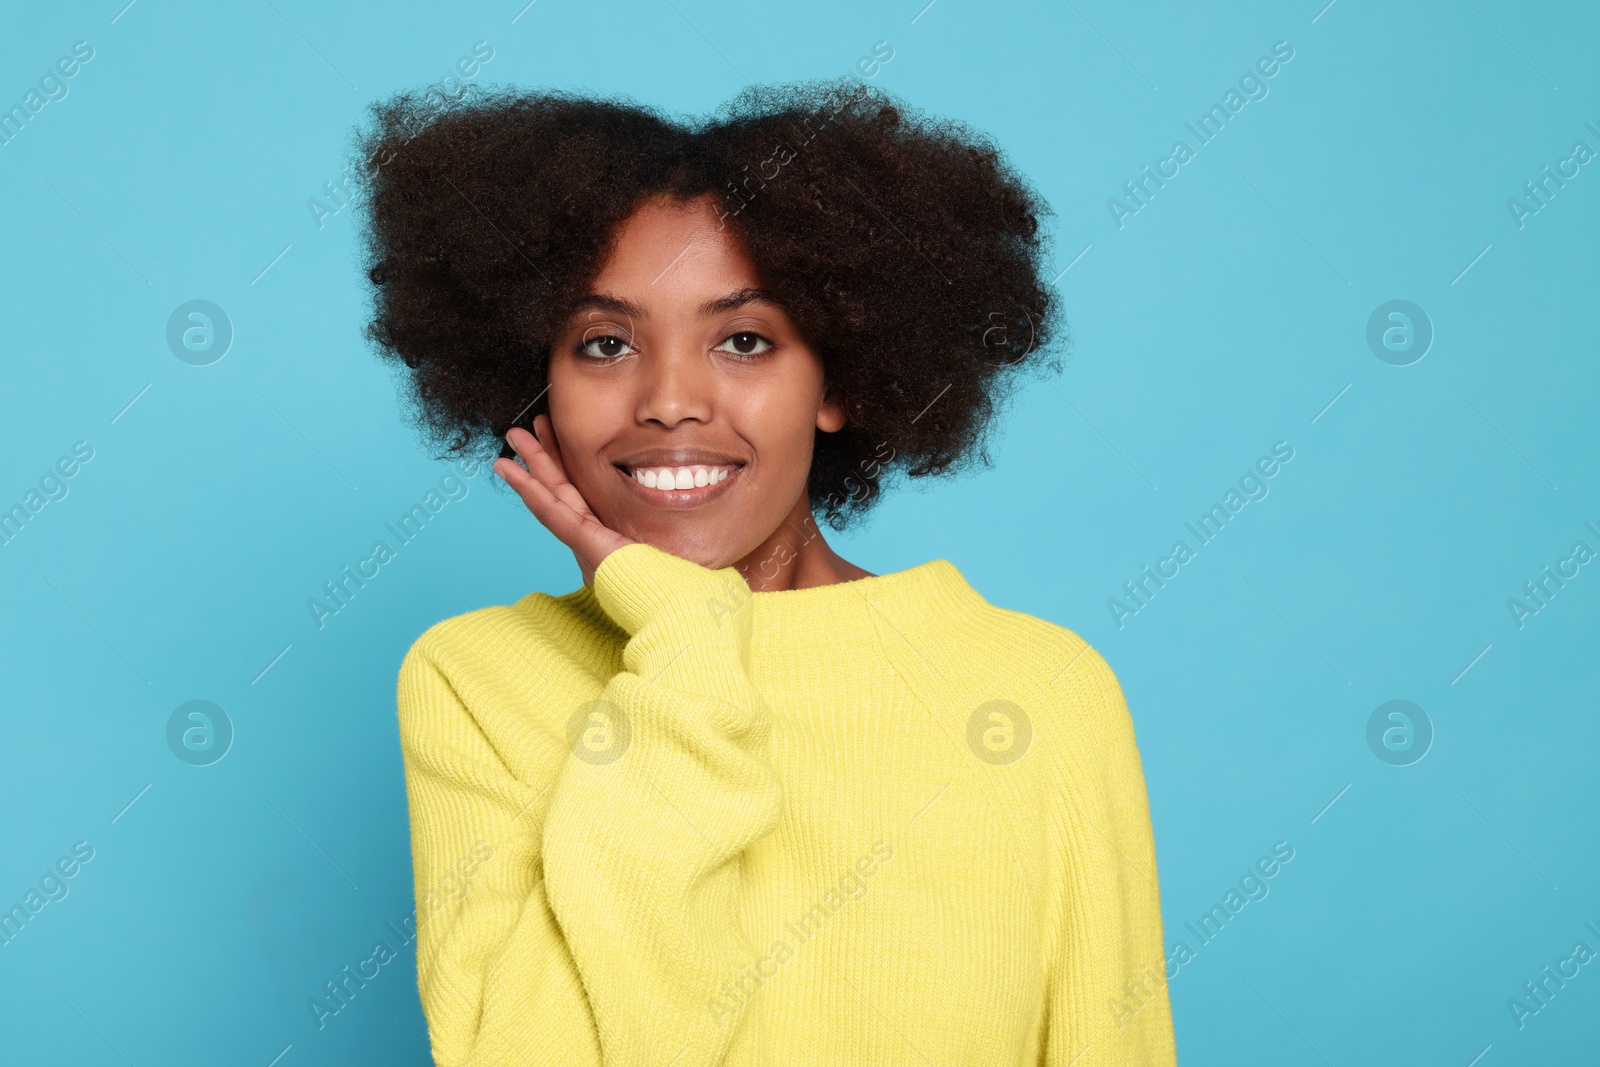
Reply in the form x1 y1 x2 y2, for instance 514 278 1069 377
715 331 775 360
573 331 774 362
575 334 635 362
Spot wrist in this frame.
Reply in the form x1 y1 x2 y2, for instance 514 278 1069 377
593 542 750 637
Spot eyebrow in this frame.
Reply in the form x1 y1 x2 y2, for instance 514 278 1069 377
696 287 784 316
567 293 647 320
565 287 784 322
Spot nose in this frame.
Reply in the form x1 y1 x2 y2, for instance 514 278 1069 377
634 333 713 429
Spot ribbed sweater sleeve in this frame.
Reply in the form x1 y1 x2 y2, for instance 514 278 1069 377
539 541 785 1065
396 637 599 1067
1043 643 1177 1066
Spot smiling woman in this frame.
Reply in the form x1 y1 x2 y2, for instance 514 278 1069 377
353 78 1176 1067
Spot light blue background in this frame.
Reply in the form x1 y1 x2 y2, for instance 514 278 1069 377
2 1 1596 1064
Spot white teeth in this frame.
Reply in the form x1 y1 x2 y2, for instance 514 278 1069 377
630 464 734 491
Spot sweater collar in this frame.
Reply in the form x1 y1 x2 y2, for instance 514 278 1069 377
555 554 988 648
753 555 980 614
749 556 988 654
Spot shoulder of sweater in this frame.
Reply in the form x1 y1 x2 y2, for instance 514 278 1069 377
953 601 1135 748
957 599 1120 691
400 585 621 689
394 593 605 786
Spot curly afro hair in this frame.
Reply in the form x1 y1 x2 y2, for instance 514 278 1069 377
352 76 1065 530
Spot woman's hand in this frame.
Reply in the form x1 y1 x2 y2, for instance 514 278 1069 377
493 413 634 587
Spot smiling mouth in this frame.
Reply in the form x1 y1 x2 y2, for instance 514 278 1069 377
613 462 745 507
621 463 739 489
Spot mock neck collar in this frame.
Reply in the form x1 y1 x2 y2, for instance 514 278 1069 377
749 557 979 614
748 556 988 653
552 554 988 649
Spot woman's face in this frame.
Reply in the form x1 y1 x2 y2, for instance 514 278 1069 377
546 193 844 571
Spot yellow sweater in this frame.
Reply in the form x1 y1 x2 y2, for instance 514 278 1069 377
395 540 1176 1066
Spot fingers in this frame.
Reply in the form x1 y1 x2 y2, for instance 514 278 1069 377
494 420 636 576
495 425 599 550
508 420 592 517
533 413 565 471
531 415 593 515
492 447 570 532
505 425 567 493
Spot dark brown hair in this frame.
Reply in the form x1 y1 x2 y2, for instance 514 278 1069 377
353 77 1064 529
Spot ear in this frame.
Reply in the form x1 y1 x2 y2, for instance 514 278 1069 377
817 387 846 433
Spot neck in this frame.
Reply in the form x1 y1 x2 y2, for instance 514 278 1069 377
733 492 874 592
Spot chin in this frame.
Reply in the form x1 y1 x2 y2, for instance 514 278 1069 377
622 524 738 572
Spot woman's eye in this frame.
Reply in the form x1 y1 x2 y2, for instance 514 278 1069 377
717 331 772 357
577 334 635 360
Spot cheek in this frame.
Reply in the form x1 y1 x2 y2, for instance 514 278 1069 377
547 368 617 471
737 381 821 464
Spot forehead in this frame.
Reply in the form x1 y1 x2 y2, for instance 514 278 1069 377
587 194 761 295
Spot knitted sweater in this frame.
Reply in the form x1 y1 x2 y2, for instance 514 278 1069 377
395 540 1177 1066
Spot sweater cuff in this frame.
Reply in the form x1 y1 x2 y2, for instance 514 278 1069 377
592 541 751 637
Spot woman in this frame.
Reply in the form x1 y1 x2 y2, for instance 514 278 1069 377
356 77 1176 1066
